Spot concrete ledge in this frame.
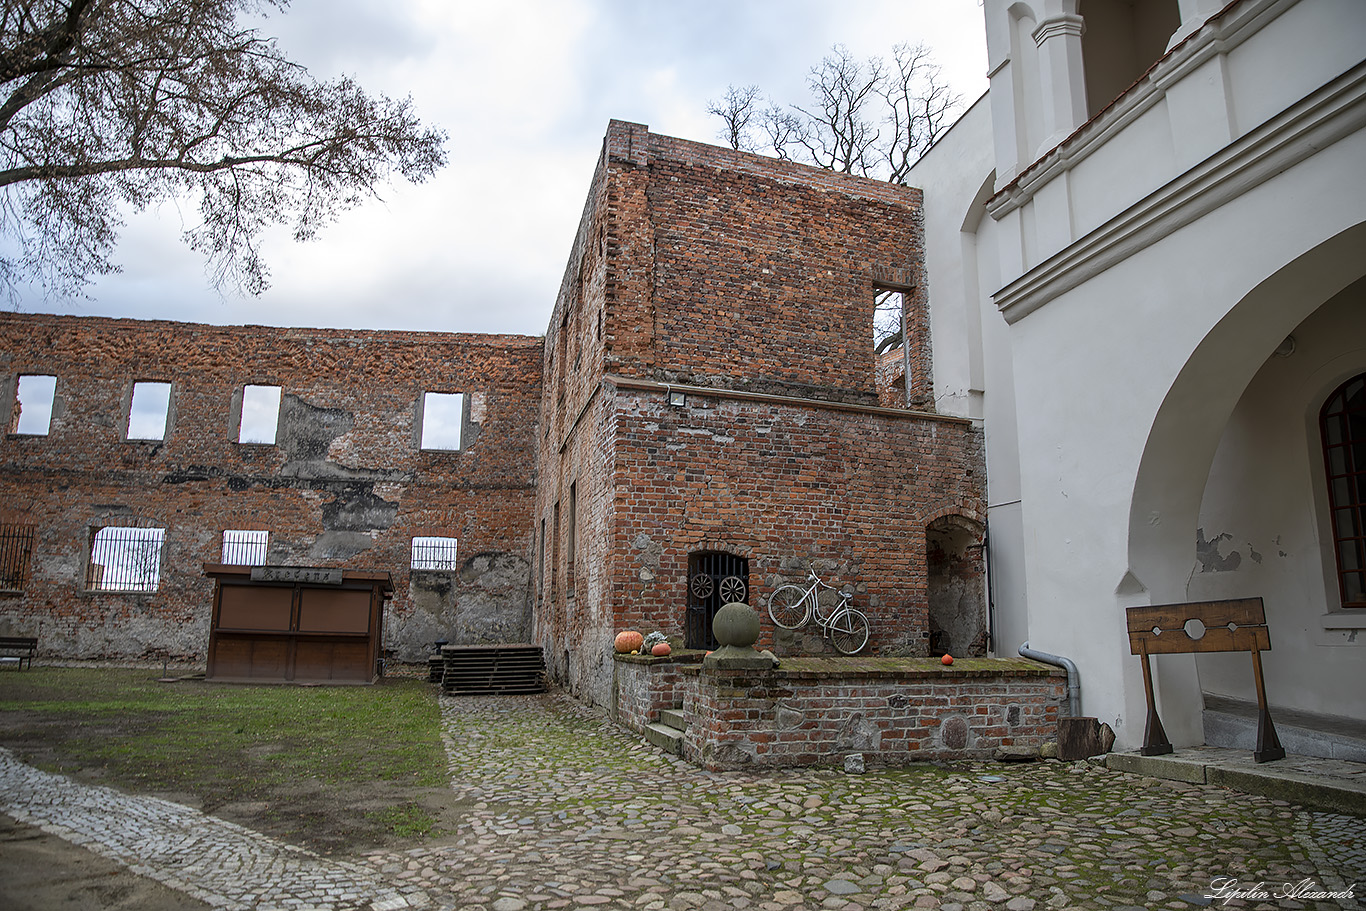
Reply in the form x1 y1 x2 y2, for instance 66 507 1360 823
1106 751 1209 784
1106 748 1366 815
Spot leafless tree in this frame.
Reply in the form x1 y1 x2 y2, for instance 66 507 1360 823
706 42 962 356
0 0 447 300
707 83 760 151
707 41 961 184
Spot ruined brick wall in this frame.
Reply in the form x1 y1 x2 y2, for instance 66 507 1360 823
535 121 983 708
0 314 542 662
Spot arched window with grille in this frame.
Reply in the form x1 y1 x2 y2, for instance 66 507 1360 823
686 551 749 650
1321 372 1366 608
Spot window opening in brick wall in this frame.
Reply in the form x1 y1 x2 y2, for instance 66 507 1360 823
567 481 577 598
1322 371 1366 608
12 374 56 435
873 289 905 355
686 551 749 650
221 529 269 566
420 392 463 451
239 384 282 444
86 524 165 592
551 501 561 602
127 381 172 441
412 536 459 570
0 523 35 591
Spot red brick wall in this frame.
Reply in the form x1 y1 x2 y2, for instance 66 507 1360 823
535 121 984 707
686 661 1064 770
0 314 542 661
611 653 1066 770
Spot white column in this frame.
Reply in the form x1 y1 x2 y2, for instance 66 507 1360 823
1032 13 1089 152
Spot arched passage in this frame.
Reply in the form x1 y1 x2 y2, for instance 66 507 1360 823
1124 222 1366 736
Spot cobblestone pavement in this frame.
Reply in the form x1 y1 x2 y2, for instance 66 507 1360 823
2 691 1364 911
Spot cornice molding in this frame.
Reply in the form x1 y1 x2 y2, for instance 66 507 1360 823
995 61 1366 324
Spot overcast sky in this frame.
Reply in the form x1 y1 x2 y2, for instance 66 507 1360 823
17 0 988 339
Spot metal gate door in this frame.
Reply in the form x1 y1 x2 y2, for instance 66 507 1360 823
686 551 749 650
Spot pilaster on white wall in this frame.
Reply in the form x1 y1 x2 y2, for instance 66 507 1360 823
1171 0 1230 47
1033 13 1090 150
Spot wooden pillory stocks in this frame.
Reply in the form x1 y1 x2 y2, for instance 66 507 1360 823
1126 598 1285 763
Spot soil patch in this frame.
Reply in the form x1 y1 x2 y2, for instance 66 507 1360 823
0 811 215 911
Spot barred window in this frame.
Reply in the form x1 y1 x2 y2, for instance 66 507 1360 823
86 525 165 592
222 530 269 566
0 523 35 591
411 536 458 571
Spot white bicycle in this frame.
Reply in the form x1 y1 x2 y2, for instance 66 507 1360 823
767 567 870 655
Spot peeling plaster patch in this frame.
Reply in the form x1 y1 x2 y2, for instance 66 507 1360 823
1196 528 1242 573
1249 546 1263 564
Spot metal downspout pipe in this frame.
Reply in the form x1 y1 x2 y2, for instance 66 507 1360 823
1019 641 1081 718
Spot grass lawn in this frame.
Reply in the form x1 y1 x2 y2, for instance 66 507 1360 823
0 667 461 853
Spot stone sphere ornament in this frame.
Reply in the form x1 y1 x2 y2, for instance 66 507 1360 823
712 602 760 648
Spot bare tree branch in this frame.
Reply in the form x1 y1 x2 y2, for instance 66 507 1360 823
706 83 760 151
0 0 447 300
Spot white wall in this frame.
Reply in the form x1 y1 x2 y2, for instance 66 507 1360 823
1192 281 1366 720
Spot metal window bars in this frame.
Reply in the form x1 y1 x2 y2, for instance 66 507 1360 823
412 536 459 571
86 525 165 592
221 530 269 566
0 524 35 591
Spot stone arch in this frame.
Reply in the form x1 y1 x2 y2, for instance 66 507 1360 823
1127 221 1366 605
925 513 987 657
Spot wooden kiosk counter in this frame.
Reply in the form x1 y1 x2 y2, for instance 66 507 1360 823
204 564 393 684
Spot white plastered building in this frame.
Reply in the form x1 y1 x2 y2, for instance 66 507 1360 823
913 0 1366 753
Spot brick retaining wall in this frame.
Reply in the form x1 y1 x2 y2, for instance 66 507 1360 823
612 653 1067 771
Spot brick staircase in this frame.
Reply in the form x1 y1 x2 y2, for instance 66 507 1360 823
644 706 686 756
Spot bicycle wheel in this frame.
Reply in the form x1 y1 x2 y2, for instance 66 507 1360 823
768 585 811 629
829 608 870 655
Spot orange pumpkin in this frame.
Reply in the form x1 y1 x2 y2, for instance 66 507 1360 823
614 630 644 653
651 642 672 657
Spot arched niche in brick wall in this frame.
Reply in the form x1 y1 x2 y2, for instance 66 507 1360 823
926 514 987 657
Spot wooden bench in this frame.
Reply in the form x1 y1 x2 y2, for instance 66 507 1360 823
1126 598 1285 763
0 636 37 670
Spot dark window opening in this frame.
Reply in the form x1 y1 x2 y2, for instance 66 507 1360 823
566 482 577 598
1322 372 1366 608
0 523 35 591
686 550 749 650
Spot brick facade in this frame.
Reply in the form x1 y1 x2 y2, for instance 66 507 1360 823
0 314 542 661
535 122 986 707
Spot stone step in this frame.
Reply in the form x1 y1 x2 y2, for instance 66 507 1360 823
1203 693 1366 762
659 708 686 730
644 721 683 756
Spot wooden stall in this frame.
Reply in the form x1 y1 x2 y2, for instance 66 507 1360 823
204 564 393 684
